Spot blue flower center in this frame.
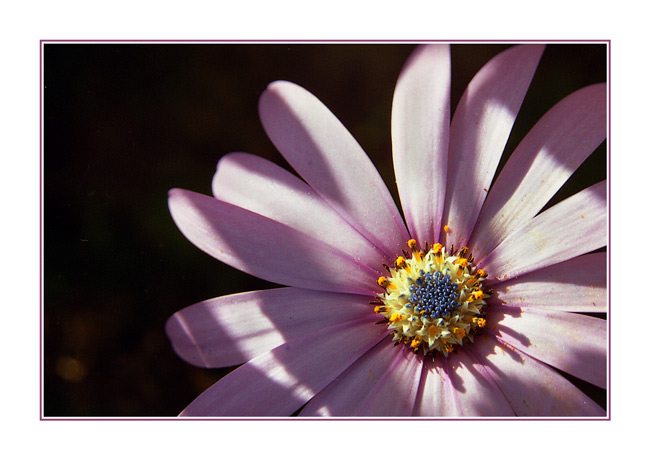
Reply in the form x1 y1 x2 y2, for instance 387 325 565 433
408 270 460 319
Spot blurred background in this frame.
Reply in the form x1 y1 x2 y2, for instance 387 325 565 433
43 43 607 417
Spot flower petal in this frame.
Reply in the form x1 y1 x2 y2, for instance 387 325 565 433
480 181 607 282
471 335 605 416
439 348 515 416
442 44 545 249
300 336 401 416
492 252 607 312
259 80 410 259
351 345 422 416
415 348 515 417
179 316 385 416
469 84 607 260
486 306 607 388
412 358 459 416
212 152 388 270
166 288 374 368
392 44 451 245
168 188 380 295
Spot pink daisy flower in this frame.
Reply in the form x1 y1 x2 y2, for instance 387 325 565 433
166 44 607 417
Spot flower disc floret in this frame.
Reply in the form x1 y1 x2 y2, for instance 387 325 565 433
374 239 489 357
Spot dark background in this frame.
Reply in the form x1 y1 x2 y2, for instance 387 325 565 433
43 43 607 417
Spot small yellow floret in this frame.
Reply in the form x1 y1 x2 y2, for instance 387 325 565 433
410 338 421 349
377 276 390 288
473 317 486 327
395 256 406 269
444 343 454 353
443 224 450 233
389 313 403 322
407 239 422 262
456 258 468 268
453 327 466 339
432 243 442 254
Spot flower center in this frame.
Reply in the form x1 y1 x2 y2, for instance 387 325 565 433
373 239 489 357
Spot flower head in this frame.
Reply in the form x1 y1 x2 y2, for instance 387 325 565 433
166 44 607 417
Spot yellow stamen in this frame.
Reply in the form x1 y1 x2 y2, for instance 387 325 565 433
453 327 466 339
473 317 486 328
468 290 484 302
456 258 468 268
444 343 454 353
411 338 421 349
432 243 442 254
443 224 450 233
407 239 422 262
378 277 396 290
389 313 403 322
394 256 407 269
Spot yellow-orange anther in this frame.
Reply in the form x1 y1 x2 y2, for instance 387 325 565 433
444 343 454 353
473 317 486 327
410 338 421 349
395 256 407 269
456 258 468 268
453 327 466 339
407 239 422 261
432 243 442 254
443 224 450 233
377 276 390 288
389 313 403 322
476 269 487 278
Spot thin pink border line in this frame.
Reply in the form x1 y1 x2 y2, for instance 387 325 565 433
40 40 611 422
40 39 610 43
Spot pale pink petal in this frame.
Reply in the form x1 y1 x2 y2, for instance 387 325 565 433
300 337 401 416
392 44 451 245
168 188 380 295
480 181 606 282
440 348 515 416
352 345 422 416
486 306 607 388
416 348 516 417
179 316 385 416
441 45 545 249
470 83 607 259
166 288 374 368
212 152 389 270
258 81 410 259
412 358 459 416
471 335 605 416
492 252 607 312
